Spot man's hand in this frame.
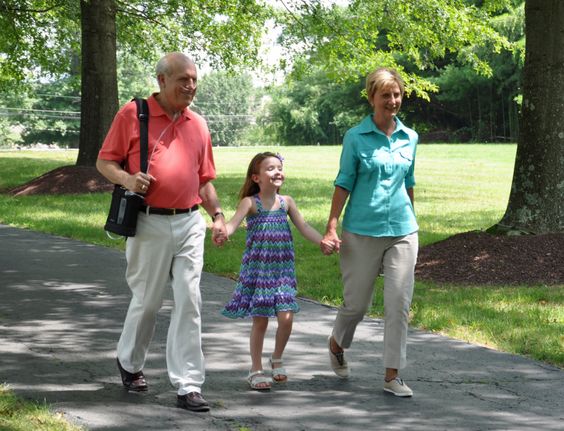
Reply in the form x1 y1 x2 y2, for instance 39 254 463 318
123 172 156 194
211 215 228 246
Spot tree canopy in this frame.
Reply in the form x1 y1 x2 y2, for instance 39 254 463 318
1 0 561 233
0 0 269 86
1 1 519 93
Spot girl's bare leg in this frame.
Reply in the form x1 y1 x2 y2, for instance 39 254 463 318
271 311 293 381
250 316 269 371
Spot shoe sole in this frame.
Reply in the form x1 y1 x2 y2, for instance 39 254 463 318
383 388 413 397
178 405 210 412
177 401 210 412
123 384 148 392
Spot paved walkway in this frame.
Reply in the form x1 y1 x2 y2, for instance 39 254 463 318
0 224 562 431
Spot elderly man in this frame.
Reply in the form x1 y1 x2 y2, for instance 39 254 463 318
96 52 227 412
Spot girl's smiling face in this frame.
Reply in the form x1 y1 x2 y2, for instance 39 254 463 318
252 156 285 191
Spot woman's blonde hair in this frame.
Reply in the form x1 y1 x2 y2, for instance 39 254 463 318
365 67 405 103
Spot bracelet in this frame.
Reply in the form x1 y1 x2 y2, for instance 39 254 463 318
212 211 224 222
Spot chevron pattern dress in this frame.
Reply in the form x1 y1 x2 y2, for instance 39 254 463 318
222 194 299 318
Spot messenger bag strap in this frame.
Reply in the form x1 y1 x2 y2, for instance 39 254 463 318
133 98 149 173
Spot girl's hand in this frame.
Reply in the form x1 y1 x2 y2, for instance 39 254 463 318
321 232 340 255
211 218 228 246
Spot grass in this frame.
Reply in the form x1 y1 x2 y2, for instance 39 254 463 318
1 145 562 427
0 385 84 431
1 146 562 362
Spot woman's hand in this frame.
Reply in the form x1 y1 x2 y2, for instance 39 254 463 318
321 231 341 255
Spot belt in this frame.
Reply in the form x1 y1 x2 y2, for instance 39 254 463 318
140 205 198 215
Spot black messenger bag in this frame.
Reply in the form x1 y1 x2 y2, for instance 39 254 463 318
104 98 149 237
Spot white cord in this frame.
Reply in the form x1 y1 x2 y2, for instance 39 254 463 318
146 111 181 177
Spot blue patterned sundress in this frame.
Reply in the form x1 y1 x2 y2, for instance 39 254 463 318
221 194 299 318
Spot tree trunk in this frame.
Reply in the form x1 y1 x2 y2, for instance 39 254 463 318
76 0 118 166
494 0 564 234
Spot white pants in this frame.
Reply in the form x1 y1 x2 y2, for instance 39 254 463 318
117 211 207 395
332 231 418 370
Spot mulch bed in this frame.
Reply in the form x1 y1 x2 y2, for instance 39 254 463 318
415 231 564 286
7 165 564 287
8 165 114 196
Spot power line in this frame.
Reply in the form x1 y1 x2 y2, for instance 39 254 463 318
0 107 80 120
35 93 81 101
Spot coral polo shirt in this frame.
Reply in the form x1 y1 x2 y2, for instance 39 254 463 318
98 94 216 209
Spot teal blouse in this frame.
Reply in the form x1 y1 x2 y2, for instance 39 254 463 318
335 115 419 237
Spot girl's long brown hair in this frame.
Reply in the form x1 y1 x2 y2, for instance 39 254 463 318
239 152 281 200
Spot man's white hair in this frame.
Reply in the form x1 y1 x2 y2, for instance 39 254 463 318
155 52 194 77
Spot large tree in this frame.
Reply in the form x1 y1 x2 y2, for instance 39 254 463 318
494 0 564 234
277 0 562 234
0 0 269 165
78 0 118 166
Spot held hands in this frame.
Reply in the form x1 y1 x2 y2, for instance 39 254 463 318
320 231 341 255
211 216 228 246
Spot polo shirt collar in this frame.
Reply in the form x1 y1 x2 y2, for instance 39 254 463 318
148 93 193 120
358 114 409 136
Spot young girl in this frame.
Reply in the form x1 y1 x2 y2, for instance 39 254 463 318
221 152 327 391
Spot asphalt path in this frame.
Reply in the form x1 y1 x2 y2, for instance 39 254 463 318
1 224 562 430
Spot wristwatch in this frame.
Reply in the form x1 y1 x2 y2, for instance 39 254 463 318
212 211 224 222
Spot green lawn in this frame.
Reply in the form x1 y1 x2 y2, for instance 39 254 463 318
0 146 562 369
0 384 84 431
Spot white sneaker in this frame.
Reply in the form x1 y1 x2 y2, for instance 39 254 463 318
328 336 349 378
383 377 413 397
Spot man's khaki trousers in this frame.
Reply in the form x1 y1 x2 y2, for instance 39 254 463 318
117 210 207 395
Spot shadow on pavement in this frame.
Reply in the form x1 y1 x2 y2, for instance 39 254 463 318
1 225 562 430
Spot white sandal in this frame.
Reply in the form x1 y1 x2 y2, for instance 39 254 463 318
269 356 288 383
247 370 272 391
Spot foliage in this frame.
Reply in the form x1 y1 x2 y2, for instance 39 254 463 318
0 1 271 89
21 79 80 148
0 0 528 148
0 49 160 148
276 0 513 99
115 50 158 105
264 0 524 143
263 70 367 146
0 0 80 88
409 2 525 142
114 1 271 71
193 71 258 147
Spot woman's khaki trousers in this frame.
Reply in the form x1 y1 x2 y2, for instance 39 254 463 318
332 230 418 370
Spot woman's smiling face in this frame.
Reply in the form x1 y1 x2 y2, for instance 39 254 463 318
371 81 402 120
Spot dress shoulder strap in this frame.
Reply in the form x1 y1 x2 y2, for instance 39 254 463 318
254 194 263 212
278 195 287 211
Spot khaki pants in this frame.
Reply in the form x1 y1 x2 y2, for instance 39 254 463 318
117 210 207 395
332 230 418 370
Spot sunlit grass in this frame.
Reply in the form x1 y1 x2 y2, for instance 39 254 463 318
0 385 84 431
1 146 562 369
0 150 78 191
411 282 563 364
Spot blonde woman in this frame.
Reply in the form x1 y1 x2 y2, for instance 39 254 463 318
321 67 419 397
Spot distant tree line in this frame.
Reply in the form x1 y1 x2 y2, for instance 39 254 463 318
1 3 523 148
